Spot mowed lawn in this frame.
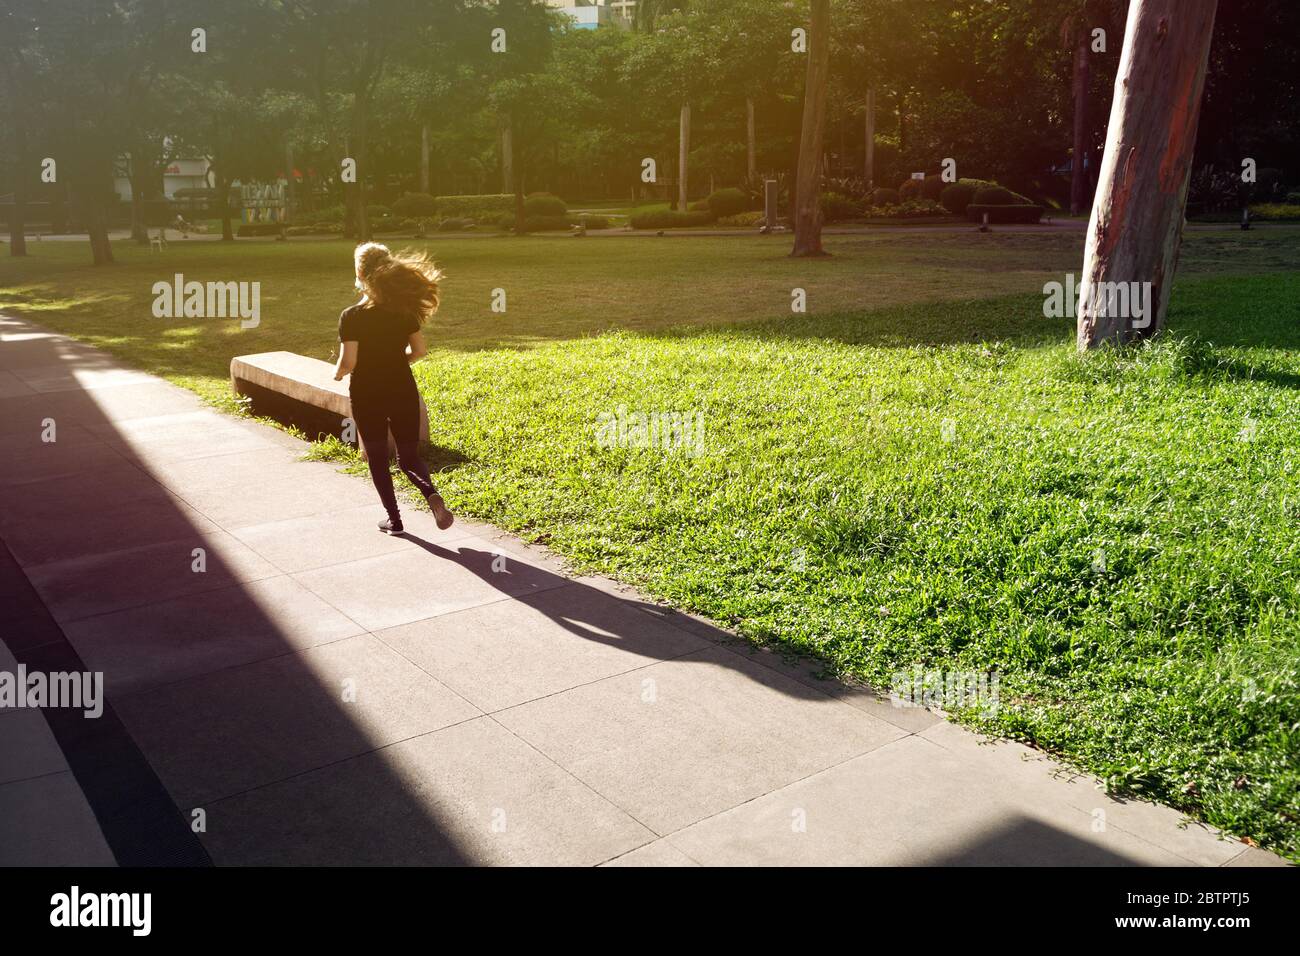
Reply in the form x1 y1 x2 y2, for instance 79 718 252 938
3 229 1299 858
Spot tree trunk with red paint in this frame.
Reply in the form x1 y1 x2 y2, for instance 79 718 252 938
1077 0 1218 350
791 0 831 258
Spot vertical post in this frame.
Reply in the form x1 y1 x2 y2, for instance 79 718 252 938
763 178 778 233
864 86 876 188
500 116 513 194
746 97 757 181
678 101 691 211
420 124 430 194
284 142 296 222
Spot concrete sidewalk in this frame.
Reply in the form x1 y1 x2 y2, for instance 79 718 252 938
0 314 1286 866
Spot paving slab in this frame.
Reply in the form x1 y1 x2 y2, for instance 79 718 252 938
230 503 475 573
376 582 710 712
0 433 129 486
173 468 378 529
0 772 117 866
665 735 1188 866
113 632 481 807
918 720 1246 867
26 529 281 624
292 540 571 632
496 644 906 835
200 716 653 866
63 574 368 698
600 839 700 867
0 710 68 784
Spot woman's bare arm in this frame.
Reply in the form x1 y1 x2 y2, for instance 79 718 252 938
407 330 427 364
334 340 358 381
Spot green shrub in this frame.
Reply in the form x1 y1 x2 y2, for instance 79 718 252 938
1285 192 1300 204
688 199 712 212
820 191 865 222
1248 203 1300 221
705 187 749 218
391 192 439 218
921 174 946 202
864 199 949 219
365 204 392 220
522 215 573 232
235 222 286 237
716 211 764 227
284 225 319 237
579 215 612 230
972 185 1031 206
435 194 513 218
628 209 714 229
437 217 475 231
869 187 900 206
939 178 996 215
524 192 567 218
899 178 923 200
308 204 345 224
965 203 1044 224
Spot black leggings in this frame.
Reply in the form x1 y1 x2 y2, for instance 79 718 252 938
351 386 437 522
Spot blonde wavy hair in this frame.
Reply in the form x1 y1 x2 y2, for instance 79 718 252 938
353 242 443 325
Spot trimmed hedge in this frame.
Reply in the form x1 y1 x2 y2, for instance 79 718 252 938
628 209 714 229
939 178 996 215
972 185 1032 206
236 222 284 237
920 174 946 202
965 203 1044 224
869 187 901 206
524 192 567 217
579 215 612 230
436 194 513 217
899 178 923 200
821 191 865 222
522 215 572 232
706 187 748 218
391 192 439 218
717 211 764 227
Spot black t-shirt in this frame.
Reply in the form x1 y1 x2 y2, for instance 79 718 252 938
338 303 419 395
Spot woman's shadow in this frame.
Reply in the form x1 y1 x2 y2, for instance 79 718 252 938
395 531 831 701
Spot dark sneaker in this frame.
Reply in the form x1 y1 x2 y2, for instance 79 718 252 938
378 518 404 535
427 493 455 530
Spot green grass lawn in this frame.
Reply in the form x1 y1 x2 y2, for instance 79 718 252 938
3 229 1299 858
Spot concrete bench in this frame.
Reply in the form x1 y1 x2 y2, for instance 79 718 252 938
230 351 428 460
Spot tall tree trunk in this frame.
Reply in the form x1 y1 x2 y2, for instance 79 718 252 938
512 109 526 234
500 113 513 194
9 115 27 256
1069 27 1091 216
791 0 831 258
129 151 149 244
420 123 430 194
745 97 757 180
215 162 235 241
74 153 114 266
678 101 691 210
1078 0 1218 350
285 142 296 221
864 86 876 188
